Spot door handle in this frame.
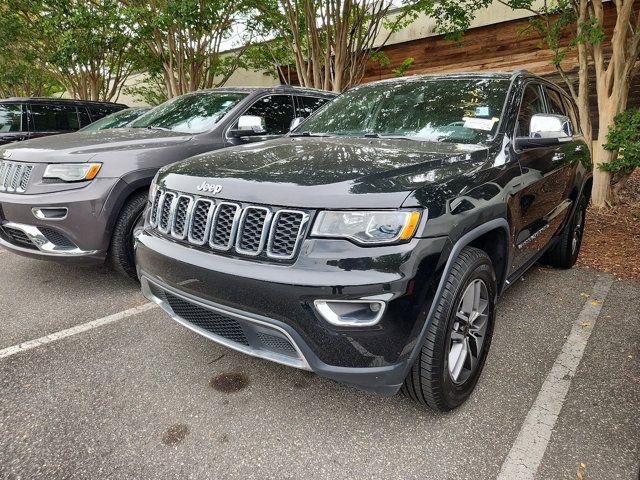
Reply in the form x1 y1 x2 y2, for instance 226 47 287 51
552 153 565 161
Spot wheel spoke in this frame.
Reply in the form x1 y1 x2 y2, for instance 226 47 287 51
449 341 467 382
473 280 482 312
465 338 476 372
461 286 474 317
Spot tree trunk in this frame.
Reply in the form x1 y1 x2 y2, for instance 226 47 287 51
591 139 614 207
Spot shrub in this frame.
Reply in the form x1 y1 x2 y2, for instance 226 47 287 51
602 108 640 179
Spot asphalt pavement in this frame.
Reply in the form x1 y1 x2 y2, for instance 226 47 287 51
0 249 638 479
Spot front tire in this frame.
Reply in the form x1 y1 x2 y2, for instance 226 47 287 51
108 191 147 280
401 247 497 411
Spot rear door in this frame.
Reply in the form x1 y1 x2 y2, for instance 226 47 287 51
28 103 81 139
509 82 579 274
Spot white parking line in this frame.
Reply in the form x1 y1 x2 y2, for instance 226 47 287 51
497 274 614 479
0 302 157 360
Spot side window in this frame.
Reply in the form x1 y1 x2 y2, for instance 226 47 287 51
88 105 114 121
242 95 295 135
296 96 330 118
516 84 546 137
562 96 580 135
0 104 24 132
30 104 80 132
78 106 92 127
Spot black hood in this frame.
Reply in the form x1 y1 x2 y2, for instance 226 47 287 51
0 128 193 164
159 136 488 209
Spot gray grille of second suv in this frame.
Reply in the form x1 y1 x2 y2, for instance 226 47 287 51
0 160 34 194
150 188 309 261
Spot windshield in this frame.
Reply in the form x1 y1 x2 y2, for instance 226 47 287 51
130 92 247 134
80 108 150 132
296 78 510 144
0 104 23 132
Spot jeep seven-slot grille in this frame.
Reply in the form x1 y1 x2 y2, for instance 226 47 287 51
0 160 34 194
149 188 309 261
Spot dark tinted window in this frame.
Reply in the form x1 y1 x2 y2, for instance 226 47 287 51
516 84 546 136
243 95 295 135
0 104 23 132
78 107 92 127
31 104 79 132
296 96 330 118
544 87 566 116
88 105 117 121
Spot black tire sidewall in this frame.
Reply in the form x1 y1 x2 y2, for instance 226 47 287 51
109 192 148 279
567 195 588 265
439 259 497 409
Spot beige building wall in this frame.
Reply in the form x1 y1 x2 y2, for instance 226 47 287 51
379 1 543 47
115 64 278 107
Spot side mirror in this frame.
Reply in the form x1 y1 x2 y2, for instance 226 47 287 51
514 114 572 150
229 115 266 137
290 117 305 131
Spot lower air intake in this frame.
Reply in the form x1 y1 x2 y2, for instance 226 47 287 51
163 291 250 346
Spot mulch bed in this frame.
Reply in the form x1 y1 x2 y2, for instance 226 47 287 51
576 170 640 279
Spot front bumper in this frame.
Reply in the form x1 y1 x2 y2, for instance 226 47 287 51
0 178 118 263
136 231 449 394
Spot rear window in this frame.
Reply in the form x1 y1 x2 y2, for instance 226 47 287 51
0 104 24 132
30 104 80 132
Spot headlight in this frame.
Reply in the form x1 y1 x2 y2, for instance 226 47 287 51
43 163 101 182
310 210 422 245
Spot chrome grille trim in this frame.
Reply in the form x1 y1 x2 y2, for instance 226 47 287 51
170 195 194 240
158 192 177 234
149 188 163 228
148 188 309 261
0 160 35 193
209 202 241 251
187 198 215 246
266 210 310 260
235 206 272 256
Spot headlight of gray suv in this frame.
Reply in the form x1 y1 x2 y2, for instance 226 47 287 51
310 210 422 245
43 163 101 182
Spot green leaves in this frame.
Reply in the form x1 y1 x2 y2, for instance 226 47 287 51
602 109 640 177
0 0 142 101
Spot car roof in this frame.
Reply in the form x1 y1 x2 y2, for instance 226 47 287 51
361 70 566 89
350 70 571 100
0 97 128 107
184 85 337 98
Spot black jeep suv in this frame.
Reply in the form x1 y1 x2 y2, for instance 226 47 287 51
0 97 127 145
135 72 591 411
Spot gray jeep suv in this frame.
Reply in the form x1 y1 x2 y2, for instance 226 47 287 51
0 86 334 277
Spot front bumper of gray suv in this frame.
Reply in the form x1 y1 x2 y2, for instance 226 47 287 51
0 178 120 263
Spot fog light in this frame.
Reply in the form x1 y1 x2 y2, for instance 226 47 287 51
313 299 386 327
32 207 68 220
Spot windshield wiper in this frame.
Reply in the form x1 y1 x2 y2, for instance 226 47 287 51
146 125 172 131
289 132 331 137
